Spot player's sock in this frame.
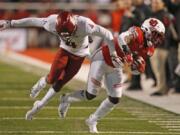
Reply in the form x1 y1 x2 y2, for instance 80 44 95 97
58 90 86 118
90 98 115 121
35 76 47 89
38 87 56 108
39 76 47 86
30 76 47 98
66 90 86 103
85 98 115 133
26 88 56 120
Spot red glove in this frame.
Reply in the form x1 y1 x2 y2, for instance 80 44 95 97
131 56 146 74
124 53 133 65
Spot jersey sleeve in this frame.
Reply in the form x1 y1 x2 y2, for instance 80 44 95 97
88 24 113 41
82 17 115 54
83 17 113 41
11 14 58 34
43 14 58 33
11 17 47 28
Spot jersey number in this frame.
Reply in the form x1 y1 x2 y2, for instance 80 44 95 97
66 39 77 48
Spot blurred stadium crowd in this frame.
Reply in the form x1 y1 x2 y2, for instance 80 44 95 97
0 0 180 95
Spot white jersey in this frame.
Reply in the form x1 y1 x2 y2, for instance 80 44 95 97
11 14 114 57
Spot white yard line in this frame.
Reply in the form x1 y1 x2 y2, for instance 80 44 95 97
149 120 180 123
0 98 30 101
0 131 180 134
0 106 127 110
168 129 180 131
159 124 180 126
1 117 180 133
164 126 180 128
147 118 180 121
0 98 174 115
130 111 171 114
0 117 147 121
132 115 179 119
0 106 97 109
131 113 175 116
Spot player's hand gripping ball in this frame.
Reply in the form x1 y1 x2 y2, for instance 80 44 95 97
131 56 146 75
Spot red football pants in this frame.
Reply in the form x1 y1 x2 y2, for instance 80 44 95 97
47 48 85 91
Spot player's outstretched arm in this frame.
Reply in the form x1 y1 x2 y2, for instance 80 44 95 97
91 24 113 41
88 23 117 54
0 17 47 31
84 17 113 42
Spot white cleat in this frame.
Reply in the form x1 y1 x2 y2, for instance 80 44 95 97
30 77 46 99
58 94 70 118
25 100 41 120
86 117 99 133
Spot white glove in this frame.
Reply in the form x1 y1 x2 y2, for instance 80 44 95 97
0 20 11 31
111 52 124 68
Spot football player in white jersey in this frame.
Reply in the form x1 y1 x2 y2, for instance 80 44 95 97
58 18 165 133
0 11 116 120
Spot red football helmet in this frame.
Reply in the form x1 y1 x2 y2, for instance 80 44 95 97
56 11 77 36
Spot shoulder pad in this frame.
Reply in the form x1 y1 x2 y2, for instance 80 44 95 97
128 26 139 39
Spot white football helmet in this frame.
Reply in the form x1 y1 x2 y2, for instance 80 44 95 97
141 18 165 47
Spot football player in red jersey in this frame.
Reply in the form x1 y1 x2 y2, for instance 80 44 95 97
58 18 165 133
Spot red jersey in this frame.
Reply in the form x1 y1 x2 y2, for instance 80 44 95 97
102 26 154 68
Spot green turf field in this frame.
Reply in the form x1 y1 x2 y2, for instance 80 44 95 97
0 61 180 135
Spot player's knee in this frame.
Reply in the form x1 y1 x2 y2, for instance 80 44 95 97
52 85 60 92
108 96 120 104
45 76 52 84
52 81 63 92
85 91 96 100
46 76 55 84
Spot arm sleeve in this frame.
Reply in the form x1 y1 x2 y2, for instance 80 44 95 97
84 17 113 41
11 17 47 28
85 19 115 54
89 24 113 41
93 25 117 54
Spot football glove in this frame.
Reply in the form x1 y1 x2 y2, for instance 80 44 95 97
111 52 124 68
123 53 133 65
0 20 11 31
131 56 146 74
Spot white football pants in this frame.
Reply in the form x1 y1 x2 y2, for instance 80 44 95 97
87 50 123 98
